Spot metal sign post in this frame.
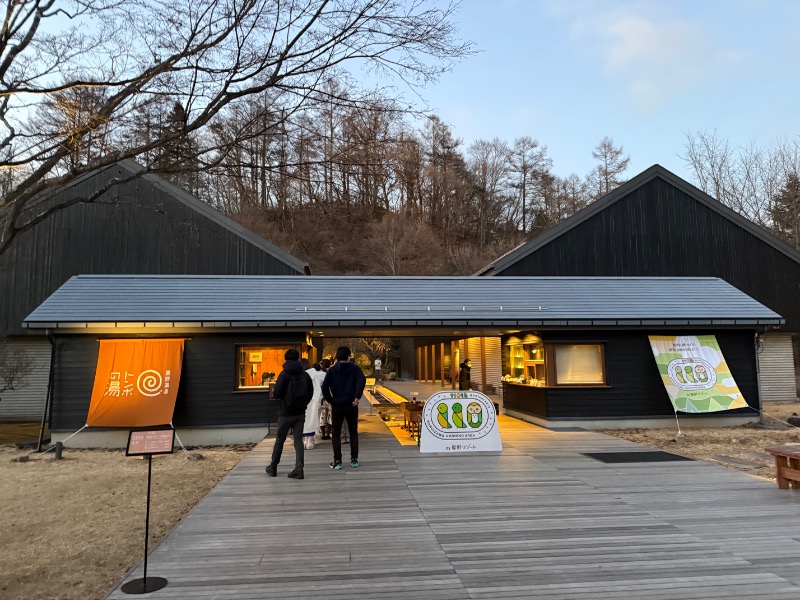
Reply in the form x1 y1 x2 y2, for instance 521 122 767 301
121 429 175 595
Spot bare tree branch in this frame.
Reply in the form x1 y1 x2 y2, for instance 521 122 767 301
0 0 472 255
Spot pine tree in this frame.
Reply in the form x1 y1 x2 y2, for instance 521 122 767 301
769 173 800 248
153 102 201 194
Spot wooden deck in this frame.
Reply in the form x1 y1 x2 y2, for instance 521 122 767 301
106 412 800 599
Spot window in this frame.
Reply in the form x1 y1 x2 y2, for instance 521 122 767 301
552 344 605 385
236 345 293 390
504 336 546 386
504 336 607 387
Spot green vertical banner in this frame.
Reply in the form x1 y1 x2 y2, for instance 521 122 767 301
648 335 748 413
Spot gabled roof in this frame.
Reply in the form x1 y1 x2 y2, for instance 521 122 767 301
1 159 310 275
24 274 782 330
476 164 800 276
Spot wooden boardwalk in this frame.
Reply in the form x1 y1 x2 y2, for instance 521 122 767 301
107 412 800 599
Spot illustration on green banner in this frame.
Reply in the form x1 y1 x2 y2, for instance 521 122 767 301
648 335 748 413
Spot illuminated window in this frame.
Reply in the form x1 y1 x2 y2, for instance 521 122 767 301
505 338 546 385
553 344 605 385
236 345 293 390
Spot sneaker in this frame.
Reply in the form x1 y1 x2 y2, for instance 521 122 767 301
265 465 277 477
287 470 304 479
330 461 343 470
350 459 360 468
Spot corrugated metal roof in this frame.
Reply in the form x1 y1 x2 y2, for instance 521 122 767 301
23 275 783 330
476 164 800 276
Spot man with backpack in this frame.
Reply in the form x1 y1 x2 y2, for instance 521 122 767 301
265 349 314 480
321 346 366 470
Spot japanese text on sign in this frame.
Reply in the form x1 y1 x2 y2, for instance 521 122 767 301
126 430 175 456
105 370 172 398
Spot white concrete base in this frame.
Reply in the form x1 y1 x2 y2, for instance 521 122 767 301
51 426 269 449
503 408 760 430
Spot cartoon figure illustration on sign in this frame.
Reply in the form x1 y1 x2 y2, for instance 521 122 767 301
466 402 482 428
684 365 697 383
674 366 686 384
695 365 708 383
437 403 451 428
452 403 466 428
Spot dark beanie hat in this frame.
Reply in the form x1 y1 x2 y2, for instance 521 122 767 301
285 349 300 361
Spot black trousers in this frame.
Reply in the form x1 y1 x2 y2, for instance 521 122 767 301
270 413 305 471
331 403 359 463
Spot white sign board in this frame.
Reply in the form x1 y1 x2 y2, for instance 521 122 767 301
420 391 502 453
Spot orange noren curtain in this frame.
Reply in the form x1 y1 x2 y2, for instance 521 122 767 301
87 339 185 427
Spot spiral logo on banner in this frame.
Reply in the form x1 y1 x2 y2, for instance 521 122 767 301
137 370 163 396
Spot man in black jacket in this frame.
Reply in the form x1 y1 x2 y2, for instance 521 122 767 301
321 346 366 470
266 349 314 480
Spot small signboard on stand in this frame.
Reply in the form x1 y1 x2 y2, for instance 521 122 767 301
121 428 175 595
126 429 176 457
420 391 502 453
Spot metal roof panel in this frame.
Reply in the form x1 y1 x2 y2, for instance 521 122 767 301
23 275 783 329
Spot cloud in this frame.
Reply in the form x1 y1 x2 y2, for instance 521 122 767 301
605 15 707 69
550 2 741 112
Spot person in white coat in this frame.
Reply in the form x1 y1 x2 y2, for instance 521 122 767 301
301 358 326 449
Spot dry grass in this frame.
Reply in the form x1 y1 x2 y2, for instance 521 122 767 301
599 402 800 480
0 444 250 600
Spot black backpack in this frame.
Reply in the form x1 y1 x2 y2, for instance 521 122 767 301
283 374 313 414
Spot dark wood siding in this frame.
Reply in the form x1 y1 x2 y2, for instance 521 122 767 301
497 177 800 330
2 164 303 337
499 330 759 420
502 383 547 416
51 332 305 431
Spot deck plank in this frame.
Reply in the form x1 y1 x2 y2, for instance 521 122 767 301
106 404 800 599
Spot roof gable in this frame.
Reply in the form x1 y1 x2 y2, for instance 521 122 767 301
477 164 800 276
2 159 309 275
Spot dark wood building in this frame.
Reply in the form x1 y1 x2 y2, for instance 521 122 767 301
25 275 780 446
478 164 800 403
0 161 308 420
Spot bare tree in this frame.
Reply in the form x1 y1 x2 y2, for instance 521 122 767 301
589 136 630 198
467 138 511 247
682 130 800 227
508 136 551 236
365 210 443 275
0 0 472 256
0 338 32 397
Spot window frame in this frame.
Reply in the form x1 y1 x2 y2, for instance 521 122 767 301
233 343 300 392
545 342 607 387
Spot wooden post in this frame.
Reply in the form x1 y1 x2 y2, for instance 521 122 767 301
440 343 445 388
430 344 435 383
423 346 429 382
416 347 421 380
480 337 487 392
451 341 457 390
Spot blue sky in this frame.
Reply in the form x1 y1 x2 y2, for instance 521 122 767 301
416 0 800 181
